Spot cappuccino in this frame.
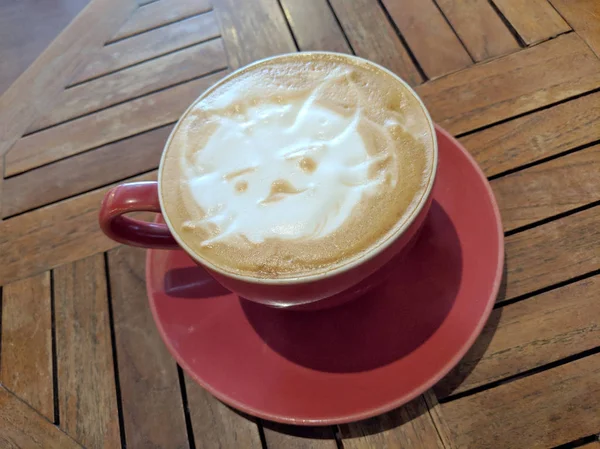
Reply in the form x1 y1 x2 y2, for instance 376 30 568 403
160 53 435 279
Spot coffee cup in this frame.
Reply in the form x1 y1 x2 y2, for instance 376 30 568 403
99 52 437 308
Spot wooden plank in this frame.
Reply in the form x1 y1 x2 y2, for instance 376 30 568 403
435 0 520 61
492 145 600 231
382 0 472 78
3 125 171 218
110 0 212 43
328 0 423 86
0 386 83 449
504 207 599 301
54 254 121 448
279 0 351 53
422 391 457 449
72 11 220 85
0 0 90 94
0 0 136 157
5 70 227 177
339 396 445 449
184 374 263 449
263 423 338 449
550 0 600 58
492 0 570 45
0 272 53 421
416 33 600 135
0 171 156 287
435 276 600 398
213 0 296 69
107 246 189 449
460 91 600 177
441 354 600 449
28 38 227 132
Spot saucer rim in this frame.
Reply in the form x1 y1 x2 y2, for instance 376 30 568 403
146 124 505 425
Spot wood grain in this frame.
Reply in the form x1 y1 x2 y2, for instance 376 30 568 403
28 38 227 132
0 0 90 94
0 272 53 421
0 171 156 287
328 0 423 85
72 11 220 85
107 246 188 449
339 396 445 449
184 375 263 449
492 144 600 231
381 0 472 78
279 0 351 53
504 207 599 301
441 354 600 449
54 254 121 449
460 91 600 177
3 125 171 218
0 386 83 449
109 0 212 43
213 0 296 69
422 391 457 449
492 0 570 44
550 0 600 58
435 0 520 61
263 423 338 449
0 0 136 158
435 277 600 398
5 70 227 177
416 33 600 135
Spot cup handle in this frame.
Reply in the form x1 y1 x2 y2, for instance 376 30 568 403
99 181 179 249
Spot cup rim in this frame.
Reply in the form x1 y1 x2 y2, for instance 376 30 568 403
157 51 438 285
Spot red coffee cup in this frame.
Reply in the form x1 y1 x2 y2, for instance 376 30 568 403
99 53 438 308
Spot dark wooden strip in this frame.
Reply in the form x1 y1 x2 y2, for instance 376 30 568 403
0 272 53 421
435 0 520 61
339 396 445 448
460 91 600 177
504 207 599 301
491 144 600 231
213 0 296 69
279 0 351 53
435 276 600 398
5 70 227 177
184 374 263 448
328 0 423 85
550 0 600 58
0 0 136 157
0 386 83 449
492 0 570 44
382 0 472 78
107 246 189 449
440 354 600 448
416 33 600 135
3 126 171 218
54 254 121 448
27 38 227 133
72 12 220 85
110 0 212 42
0 171 156 287
263 424 338 449
423 390 458 449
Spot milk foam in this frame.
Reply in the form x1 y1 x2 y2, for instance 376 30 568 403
161 53 435 278
181 73 393 245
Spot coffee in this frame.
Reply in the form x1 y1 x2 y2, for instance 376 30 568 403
160 53 435 279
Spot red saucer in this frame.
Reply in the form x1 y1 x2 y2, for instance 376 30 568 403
146 126 504 425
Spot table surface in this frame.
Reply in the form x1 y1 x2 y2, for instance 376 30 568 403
0 0 599 448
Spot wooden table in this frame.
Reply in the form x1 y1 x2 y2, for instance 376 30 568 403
0 0 599 447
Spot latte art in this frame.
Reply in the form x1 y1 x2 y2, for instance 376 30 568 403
182 69 395 245
160 53 435 279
